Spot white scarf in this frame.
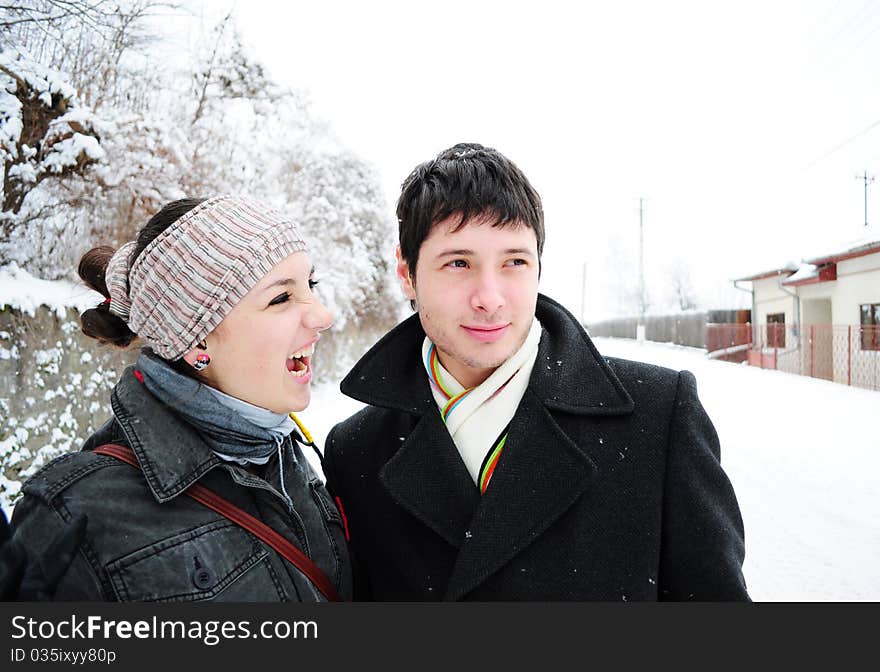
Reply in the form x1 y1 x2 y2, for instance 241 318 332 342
422 319 542 492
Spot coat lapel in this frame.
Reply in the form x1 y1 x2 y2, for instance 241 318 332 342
378 408 480 549
343 313 481 549
442 389 599 600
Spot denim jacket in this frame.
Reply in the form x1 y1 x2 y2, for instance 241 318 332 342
9 366 352 602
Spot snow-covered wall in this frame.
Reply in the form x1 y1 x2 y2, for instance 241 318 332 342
0 303 131 516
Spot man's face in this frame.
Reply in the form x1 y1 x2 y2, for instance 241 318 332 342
397 215 540 388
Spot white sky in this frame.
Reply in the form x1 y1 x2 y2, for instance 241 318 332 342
220 0 880 321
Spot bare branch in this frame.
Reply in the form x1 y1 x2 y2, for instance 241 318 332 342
0 62 27 92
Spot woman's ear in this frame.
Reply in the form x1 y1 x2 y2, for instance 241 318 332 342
395 246 416 300
180 349 200 369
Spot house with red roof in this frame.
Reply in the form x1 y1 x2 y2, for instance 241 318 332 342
733 236 880 390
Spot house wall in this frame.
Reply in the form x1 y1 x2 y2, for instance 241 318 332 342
801 296 832 325
830 252 880 324
752 276 796 327
796 282 833 302
830 252 880 387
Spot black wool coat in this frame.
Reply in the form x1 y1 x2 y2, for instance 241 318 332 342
324 294 749 601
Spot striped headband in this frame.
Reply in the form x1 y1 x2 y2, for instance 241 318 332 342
105 195 307 360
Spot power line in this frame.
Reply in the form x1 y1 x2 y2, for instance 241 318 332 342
823 0 876 48
853 15 880 50
807 117 880 168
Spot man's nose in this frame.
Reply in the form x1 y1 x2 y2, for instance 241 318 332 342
470 270 505 314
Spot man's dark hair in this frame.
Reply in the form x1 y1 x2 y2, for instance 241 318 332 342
396 143 544 276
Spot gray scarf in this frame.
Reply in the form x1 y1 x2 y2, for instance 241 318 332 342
136 350 299 505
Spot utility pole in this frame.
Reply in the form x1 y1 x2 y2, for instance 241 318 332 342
637 197 646 343
856 170 875 227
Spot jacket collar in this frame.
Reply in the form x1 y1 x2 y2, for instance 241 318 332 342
341 293 634 416
109 367 223 503
342 293 636 599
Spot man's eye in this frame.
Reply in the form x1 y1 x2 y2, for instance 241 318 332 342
268 292 290 306
309 278 319 290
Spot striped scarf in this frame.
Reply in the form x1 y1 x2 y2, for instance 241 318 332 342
422 319 542 494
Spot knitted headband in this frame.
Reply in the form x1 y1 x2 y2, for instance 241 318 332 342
105 195 307 360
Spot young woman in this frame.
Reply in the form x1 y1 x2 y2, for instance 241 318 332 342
5 196 352 601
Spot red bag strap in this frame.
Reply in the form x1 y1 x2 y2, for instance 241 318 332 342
94 443 340 602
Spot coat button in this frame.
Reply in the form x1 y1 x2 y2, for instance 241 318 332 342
192 567 215 590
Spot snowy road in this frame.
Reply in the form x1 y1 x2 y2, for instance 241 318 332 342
303 337 880 601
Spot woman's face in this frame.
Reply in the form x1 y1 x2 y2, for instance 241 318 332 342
184 251 332 413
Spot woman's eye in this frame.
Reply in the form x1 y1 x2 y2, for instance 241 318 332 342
268 292 290 306
448 259 468 268
506 258 527 267
309 278 319 290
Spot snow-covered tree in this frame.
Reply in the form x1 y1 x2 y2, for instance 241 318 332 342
0 2 399 336
0 48 104 252
1 1 164 114
0 55 98 216
666 257 699 311
283 147 398 331
0 1 178 276
602 234 646 318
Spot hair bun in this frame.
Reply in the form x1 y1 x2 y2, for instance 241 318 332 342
77 245 137 348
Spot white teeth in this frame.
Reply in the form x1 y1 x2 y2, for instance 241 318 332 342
288 366 308 377
288 343 316 360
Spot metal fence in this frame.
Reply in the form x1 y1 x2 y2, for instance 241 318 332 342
705 323 752 362
743 324 880 391
588 312 708 348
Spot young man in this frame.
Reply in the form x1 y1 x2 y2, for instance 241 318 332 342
324 143 749 601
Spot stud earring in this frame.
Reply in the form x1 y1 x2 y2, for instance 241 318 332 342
193 353 211 371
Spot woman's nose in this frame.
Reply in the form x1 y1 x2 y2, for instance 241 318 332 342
306 298 333 332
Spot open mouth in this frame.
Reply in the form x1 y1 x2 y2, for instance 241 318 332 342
286 342 315 378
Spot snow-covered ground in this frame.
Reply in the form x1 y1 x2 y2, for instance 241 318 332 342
301 337 880 602
591 338 879 602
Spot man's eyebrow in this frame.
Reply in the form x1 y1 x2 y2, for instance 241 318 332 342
434 248 535 258
435 249 475 258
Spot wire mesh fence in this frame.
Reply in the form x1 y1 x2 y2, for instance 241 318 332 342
734 323 880 391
